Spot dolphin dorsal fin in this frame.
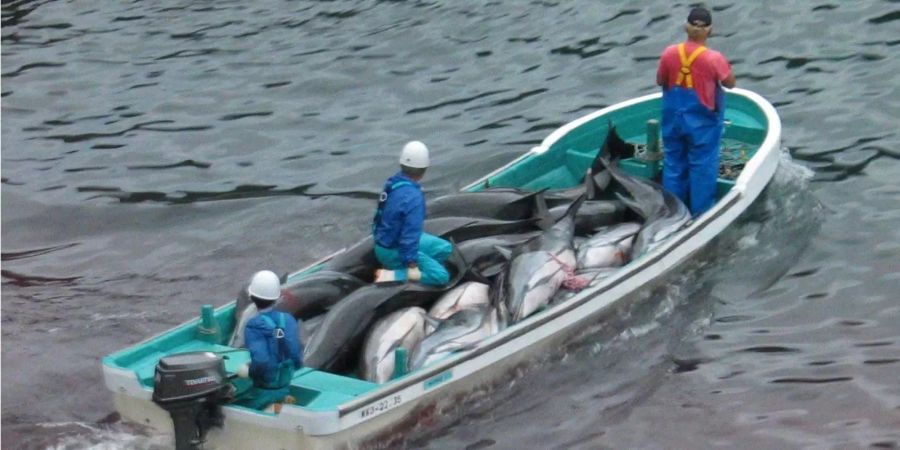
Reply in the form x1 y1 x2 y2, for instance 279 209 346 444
532 189 553 231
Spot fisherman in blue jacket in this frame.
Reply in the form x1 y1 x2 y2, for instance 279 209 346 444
372 141 452 286
234 270 303 411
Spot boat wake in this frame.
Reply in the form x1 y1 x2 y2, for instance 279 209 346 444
706 147 826 300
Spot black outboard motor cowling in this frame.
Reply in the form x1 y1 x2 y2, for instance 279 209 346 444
152 352 234 450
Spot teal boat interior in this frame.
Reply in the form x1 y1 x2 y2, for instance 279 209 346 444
102 304 382 413
102 91 770 412
482 92 768 196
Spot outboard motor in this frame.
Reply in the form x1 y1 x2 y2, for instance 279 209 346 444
152 352 234 450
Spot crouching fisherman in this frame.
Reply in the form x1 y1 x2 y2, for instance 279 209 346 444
372 141 452 286
233 270 302 411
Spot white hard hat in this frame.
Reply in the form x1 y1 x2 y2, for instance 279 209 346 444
247 270 281 301
399 141 430 169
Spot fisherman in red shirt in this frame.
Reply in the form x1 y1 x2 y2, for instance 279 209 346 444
657 7 736 216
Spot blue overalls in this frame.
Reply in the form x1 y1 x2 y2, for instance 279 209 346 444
661 43 726 217
373 173 451 286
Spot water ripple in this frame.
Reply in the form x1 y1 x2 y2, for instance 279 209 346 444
40 120 214 143
126 160 211 170
74 183 380 205
407 90 511 114
863 359 899 366
1 61 65 78
1 243 79 261
154 48 222 60
770 377 854 384
741 346 802 354
551 35 647 59
868 10 900 24
2 1 899 448
219 111 273 121
1 269 81 287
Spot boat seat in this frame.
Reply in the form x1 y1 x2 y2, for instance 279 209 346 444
521 165 580 190
286 369 379 411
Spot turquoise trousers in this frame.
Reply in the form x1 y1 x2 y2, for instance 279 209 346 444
374 233 452 286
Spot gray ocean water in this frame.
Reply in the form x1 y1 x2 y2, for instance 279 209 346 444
2 1 899 449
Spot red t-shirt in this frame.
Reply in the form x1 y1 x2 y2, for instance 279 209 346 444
657 41 732 110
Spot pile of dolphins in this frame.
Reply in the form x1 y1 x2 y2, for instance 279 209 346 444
229 127 692 383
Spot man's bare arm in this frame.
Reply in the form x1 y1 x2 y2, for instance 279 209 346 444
721 72 736 88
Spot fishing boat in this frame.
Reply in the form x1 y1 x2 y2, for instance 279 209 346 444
102 87 781 449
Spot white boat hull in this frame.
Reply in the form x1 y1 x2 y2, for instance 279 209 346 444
103 88 781 448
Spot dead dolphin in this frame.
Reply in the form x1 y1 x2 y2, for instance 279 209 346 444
503 194 584 323
304 245 473 373
549 199 627 236
300 313 326 348
360 306 429 383
427 189 547 221
424 215 546 243
302 282 408 372
276 270 366 320
576 222 641 269
319 236 378 281
428 281 491 320
456 231 541 277
543 169 612 207
409 305 504 370
550 268 620 304
599 156 690 257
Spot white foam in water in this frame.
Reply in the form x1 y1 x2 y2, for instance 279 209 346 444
89 311 153 322
776 147 816 184
41 422 170 450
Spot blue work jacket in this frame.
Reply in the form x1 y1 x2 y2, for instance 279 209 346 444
372 172 425 266
245 309 302 388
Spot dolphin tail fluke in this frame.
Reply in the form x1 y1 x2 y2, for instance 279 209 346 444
592 123 635 175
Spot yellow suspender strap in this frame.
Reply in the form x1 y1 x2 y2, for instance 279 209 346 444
675 43 707 88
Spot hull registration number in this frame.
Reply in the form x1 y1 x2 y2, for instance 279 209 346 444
359 395 402 419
